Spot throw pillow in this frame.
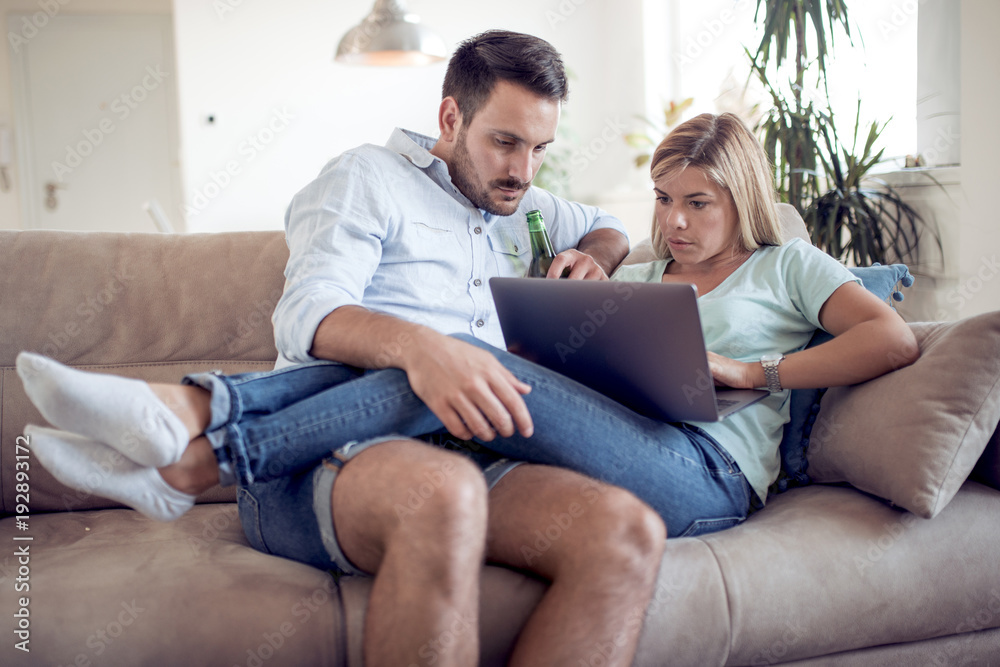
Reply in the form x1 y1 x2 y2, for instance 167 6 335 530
806 311 1000 518
773 263 914 493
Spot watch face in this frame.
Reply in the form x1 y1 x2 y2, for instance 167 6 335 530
761 353 783 363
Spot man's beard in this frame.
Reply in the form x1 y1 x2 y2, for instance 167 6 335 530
450 128 529 216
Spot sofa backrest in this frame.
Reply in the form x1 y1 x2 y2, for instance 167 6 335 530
0 230 289 515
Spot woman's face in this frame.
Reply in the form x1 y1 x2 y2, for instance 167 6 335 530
654 166 741 270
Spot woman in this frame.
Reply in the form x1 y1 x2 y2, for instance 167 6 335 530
19 113 919 536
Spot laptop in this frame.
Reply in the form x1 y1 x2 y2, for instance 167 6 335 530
489 277 768 422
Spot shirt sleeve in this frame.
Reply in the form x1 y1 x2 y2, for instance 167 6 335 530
272 150 391 363
525 187 629 252
780 238 860 330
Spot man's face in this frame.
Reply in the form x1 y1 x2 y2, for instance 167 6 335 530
448 80 560 216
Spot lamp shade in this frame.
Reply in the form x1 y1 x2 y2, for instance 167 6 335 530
335 0 448 66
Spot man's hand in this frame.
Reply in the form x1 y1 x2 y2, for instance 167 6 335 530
403 332 535 441
547 249 608 281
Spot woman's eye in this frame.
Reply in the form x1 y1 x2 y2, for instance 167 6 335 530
690 200 706 209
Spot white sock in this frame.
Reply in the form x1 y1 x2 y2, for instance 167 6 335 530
25 426 195 522
16 351 188 467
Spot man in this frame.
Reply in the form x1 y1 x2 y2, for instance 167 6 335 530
263 30 665 666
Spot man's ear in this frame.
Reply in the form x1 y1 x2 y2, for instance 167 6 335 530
438 96 462 142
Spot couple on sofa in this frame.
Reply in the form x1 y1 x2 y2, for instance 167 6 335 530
17 29 918 667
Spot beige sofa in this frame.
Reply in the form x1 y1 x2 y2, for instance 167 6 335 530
2 224 1000 667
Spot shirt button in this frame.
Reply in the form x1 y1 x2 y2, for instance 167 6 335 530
474 227 482 235
474 279 482 287
476 319 485 328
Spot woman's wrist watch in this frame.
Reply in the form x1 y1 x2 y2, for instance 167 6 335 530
760 353 785 393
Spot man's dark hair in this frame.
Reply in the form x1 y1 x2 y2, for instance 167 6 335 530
442 30 569 124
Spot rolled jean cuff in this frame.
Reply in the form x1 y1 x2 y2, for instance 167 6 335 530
182 371 238 487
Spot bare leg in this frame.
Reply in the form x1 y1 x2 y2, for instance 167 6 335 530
487 465 666 667
149 384 212 440
332 439 488 667
158 437 220 495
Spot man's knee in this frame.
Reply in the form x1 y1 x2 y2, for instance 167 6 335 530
579 486 666 569
393 451 489 531
334 441 489 574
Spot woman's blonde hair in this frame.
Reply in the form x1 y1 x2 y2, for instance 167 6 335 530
649 112 782 260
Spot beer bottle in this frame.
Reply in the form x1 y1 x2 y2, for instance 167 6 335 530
526 209 558 278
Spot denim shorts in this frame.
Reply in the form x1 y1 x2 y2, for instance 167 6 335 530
236 434 523 576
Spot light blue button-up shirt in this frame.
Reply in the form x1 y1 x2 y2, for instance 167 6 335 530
272 128 628 369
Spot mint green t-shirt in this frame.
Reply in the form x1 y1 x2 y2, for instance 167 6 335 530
610 238 858 502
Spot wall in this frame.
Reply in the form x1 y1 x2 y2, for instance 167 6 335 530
953 0 1000 319
0 0 171 230
170 0 650 234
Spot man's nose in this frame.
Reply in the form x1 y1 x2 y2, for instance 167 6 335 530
509 149 534 184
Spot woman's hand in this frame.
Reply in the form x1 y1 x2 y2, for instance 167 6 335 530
706 351 761 390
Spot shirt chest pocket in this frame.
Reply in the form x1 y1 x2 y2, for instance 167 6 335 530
487 222 530 258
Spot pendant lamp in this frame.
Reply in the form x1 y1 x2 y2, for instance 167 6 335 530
335 0 447 66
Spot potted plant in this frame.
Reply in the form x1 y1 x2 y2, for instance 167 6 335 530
750 0 941 266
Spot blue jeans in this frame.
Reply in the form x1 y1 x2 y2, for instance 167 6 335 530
185 334 754 539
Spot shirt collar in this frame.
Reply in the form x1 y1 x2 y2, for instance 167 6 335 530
387 128 440 169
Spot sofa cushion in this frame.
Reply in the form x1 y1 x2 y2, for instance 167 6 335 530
0 506 344 667
775 263 915 492
807 311 1000 518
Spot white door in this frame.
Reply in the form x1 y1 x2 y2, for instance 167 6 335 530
9 14 182 232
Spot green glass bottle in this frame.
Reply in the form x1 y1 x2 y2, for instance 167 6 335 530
526 209 558 278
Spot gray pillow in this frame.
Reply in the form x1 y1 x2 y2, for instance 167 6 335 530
807 311 1000 518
